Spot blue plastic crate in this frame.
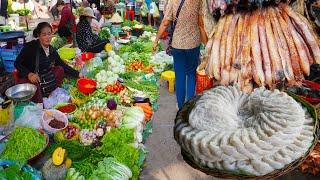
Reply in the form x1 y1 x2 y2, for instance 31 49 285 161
0 48 19 61
3 60 15 72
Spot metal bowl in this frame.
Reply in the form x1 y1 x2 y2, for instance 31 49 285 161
5 83 37 102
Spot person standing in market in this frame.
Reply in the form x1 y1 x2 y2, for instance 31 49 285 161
153 0 207 110
76 7 108 53
158 0 165 21
58 0 76 43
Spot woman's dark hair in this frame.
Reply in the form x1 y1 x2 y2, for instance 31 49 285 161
33 22 52 38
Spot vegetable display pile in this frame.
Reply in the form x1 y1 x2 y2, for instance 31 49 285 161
0 127 47 163
175 86 315 176
1 25 165 179
99 127 140 180
99 27 111 40
89 157 132 179
205 4 320 92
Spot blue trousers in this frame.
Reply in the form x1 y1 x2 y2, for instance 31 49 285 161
172 46 200 109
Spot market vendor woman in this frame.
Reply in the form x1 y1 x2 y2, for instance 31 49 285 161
76 7 108 53
14 22 79 103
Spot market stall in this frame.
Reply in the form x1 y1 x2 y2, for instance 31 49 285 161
0 19 173 179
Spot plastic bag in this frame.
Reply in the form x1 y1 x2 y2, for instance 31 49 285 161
15 105 43 129
152 2 160 18
43 88 71 109
140 2 148 17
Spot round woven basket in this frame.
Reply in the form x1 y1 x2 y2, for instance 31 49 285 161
174 92 319 179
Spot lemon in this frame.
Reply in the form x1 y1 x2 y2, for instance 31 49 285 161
65 158 72 168
105 43 113 52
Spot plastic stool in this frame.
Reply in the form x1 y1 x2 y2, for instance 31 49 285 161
161 71 175 93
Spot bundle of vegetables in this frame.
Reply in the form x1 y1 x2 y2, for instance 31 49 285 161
126 61 154 73
99 27 111 40
120 71 147 81
95 70 119 89
0 127 47 163
85 57 104 73
70 87 90 106
121 107 145 143
118 41 153 54
51 35 67 50
134 102 153 122
90 90 121 105
175 86 316 176
99 128 140 180
124 80 160 103
106 51 126 74
89 157 132 179
66 168 85 180
122 52 152 66
122 20 140 27
72 150 105 177
205 4 320 92
105 81 125 94
150 51 174 73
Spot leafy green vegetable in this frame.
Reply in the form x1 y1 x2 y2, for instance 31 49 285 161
118 41 153 55
0 164 32 180
66 168 85 180
99 128 140 180
62 78 77 91
72 150 105 178
124 80 159 93
99 27 111 40
0 127 46 163
89 157 132 180
121 52 152 66
120 71 146 80
51 35 67 50
46 141 93 162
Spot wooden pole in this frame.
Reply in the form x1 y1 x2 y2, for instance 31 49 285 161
23 0 29 31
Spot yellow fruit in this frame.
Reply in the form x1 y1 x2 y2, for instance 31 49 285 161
105 43 113 52
65 158 72 168
52 147 66 166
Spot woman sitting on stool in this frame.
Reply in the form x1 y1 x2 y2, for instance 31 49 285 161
14 22 79 103
76 7 108 53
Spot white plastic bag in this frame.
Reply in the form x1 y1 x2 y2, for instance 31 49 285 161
43 88 70 109
15 105 43 129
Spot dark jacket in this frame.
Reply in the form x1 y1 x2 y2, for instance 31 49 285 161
14 39 79 78
76 17 99 52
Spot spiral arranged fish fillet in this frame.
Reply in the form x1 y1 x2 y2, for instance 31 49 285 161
205 4 320 91
175 86 315 176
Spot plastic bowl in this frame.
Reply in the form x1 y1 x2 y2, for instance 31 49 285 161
77 78 97 94
81 52 94 61
42 110 68 134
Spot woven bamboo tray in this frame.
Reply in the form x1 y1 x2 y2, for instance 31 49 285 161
174 92 319 179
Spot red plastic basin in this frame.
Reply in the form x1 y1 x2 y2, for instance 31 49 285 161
81 52 94 62
77 78 97 94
